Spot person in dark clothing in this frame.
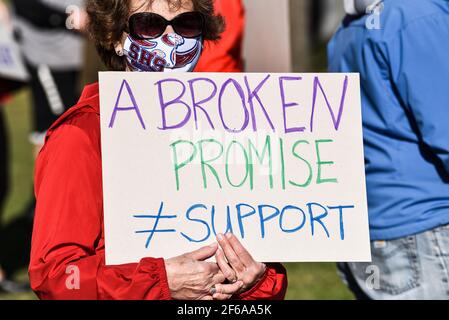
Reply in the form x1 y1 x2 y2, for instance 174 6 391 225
0 0 31 293
11 0 86 154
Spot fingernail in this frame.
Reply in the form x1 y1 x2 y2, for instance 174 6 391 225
238 281 243 287
217 234 224 241
226 233 233 239
209 243 217 248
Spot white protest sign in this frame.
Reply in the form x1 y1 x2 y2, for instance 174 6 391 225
99 72 371 265
0 23 28 81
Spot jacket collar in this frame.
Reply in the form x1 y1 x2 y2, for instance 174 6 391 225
45 82 100 140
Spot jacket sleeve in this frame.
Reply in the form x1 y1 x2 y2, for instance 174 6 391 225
388 17 449 174
195 0 245 72
234 263 288 300
30 117 171 300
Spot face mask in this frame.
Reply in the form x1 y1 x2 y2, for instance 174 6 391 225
123 33 202 72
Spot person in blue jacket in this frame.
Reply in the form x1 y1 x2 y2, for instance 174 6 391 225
328 0 449 299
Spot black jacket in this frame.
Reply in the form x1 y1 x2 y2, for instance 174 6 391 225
12 0 69 31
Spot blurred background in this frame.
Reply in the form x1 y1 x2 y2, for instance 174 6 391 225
0 0 352 299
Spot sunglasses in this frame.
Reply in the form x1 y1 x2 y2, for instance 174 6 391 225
127 11 205 40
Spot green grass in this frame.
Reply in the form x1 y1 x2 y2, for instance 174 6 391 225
3 90 34 224
0 89 354 301
285 263 353 300
1 89 37 300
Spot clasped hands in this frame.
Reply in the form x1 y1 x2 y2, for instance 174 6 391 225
165 233 266 300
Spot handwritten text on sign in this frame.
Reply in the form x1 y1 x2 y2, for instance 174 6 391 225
99 72 371 265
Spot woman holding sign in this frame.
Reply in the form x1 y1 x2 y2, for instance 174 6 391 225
29 0 287 300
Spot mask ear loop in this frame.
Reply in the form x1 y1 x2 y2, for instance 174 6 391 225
195 35 205 53
116 49 124 57
114 28 130 57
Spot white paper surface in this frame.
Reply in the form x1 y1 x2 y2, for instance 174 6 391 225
99 72 371 265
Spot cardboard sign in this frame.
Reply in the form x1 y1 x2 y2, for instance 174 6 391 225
99 72 371 265
0 23 28 82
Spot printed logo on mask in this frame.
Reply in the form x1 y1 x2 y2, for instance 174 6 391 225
124 33 202 72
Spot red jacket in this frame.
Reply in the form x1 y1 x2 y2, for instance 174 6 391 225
30 82 288 300
195 0 245 72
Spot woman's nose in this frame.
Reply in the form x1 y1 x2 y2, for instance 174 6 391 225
163 25 175 35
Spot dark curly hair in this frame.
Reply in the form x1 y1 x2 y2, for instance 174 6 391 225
86 0 225 70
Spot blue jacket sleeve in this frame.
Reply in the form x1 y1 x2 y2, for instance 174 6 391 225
388 15 449 172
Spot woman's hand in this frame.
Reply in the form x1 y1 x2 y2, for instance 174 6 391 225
165 243 226 300
214 233 267 299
